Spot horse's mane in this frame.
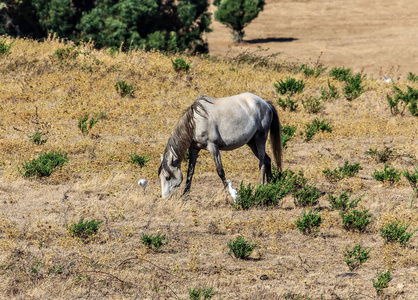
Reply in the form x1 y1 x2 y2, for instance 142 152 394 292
159 95 211 176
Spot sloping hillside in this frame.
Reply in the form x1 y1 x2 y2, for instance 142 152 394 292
0 37 417 299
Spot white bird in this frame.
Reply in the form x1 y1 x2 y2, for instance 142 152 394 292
382 76 392 83
138 179 148 194
227 180 237 203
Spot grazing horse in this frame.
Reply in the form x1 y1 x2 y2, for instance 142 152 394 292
158 93 282 198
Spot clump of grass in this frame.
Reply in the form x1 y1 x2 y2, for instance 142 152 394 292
140 232 169 251
0 38 13 56
18 150 68 178
129 153 150 167
320 80 339 100
329 66 352 81
274 77 305 95
295 209 323 234
54 46 80 61
115 80 135 97
188 285 217 300
28 132 48 145
67 217 102 239
343 73 366 100
407 72 418 82
302 117 333 141
404 167 418 197
372 270 392 295
387 85 418 116
227 236 257 259
327 190 363 212
340 209 374 232
380 221 417 247
344 243 371 271
281 124 298 148
293 184 321 207
323 161 362 182
172 58 191 72
300 63 327 77
277 96 298 111
78 113 104 134
365 147 396 163
301 96 322 113
372 163 402 184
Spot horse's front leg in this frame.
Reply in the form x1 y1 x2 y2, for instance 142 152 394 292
183 147 200 196
208 144 227 188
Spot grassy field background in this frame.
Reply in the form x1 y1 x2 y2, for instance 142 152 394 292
0 36 418 299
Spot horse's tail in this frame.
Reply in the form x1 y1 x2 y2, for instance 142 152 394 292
267 102 282 172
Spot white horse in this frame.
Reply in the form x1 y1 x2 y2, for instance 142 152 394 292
158 93 282 198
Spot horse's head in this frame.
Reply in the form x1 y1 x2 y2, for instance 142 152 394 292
158 152 183 198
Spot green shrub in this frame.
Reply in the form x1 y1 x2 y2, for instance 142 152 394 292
67 217 102 239
323 161 362 182
129 153 150 167
302 117 333 141
372 270 392 294
320 80 339 100
343 243 371 271
78 113 103 134
227 236 257 259
171 58 191 72
300 63 327 77
274 77 305 95
329 66 352 81
380 221 417 246
365 147 396 163
302 96 322 113
140 232 169 250
188 285 217 300
327 190 363 212
277 96 298 111
54 47 80 61
404 167 418 196
407 72 418 82
0 38 13 56
19 150 68 178
115 80 135 97
295 209 323 234
281 124 298 148
372 163 402 184
340 209 374 232
28 132 48 145
387 85 418 116
343 73 366 100
293 184 321 207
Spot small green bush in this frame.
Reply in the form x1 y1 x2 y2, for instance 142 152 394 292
407 72 418 82
54 47 80 61
67 217 102 239
387 85 418 116
302 117 333 141
323 161 362 182
28 132 48 145
380 221 417 246
293 184 321 207
140 232 169 250
343 73 366 100
328 190 363 212
129 153 150 167
404 167 418 196
281 124 298 148
115 80 135 97
340 209 374 232
19 150 68 178
172 58 191 72
372 163 402 184
277 96 298 111
188 285 217 300
320 80 339 100
372 270 392 294
344 243 371 271
329 66 352 81
274 77 305 95
295 209 323 234
78 113 103 134
365 147 396 163
227 236 257 259
302 96 322 113
300 63 327 77
0 38 13 56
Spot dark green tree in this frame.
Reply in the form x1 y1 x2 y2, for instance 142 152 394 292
213 0 265 43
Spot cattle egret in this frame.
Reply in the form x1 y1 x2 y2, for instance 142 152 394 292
227 180 237 203
138 179 148 194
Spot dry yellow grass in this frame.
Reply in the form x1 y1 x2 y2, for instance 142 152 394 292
0 37 418 299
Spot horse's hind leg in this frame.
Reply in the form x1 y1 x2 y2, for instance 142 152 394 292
183 147 200 196
207 143 227 188
252 133 271 184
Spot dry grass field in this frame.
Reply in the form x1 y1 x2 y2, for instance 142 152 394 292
0 36 418 300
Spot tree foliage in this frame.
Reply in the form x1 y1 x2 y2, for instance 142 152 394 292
0 0 211 52
213 0 265 43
